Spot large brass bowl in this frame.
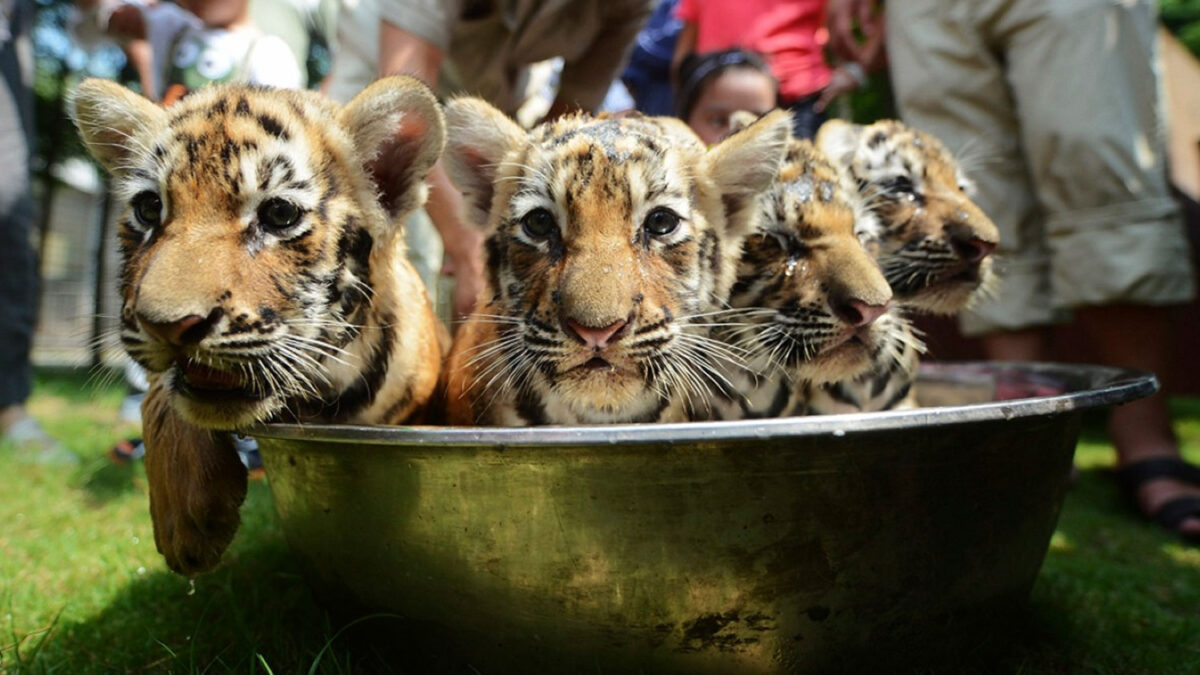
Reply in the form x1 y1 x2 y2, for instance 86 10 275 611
253 362 1155 673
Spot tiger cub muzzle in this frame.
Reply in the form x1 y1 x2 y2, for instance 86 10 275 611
874 198 998 312
731 231 893 385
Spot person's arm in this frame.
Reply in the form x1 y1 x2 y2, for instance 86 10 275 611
378 19 485 321
122 38 158 100
670 20 696 88
826 0 884 64
379 20 443 84
551 2 654 116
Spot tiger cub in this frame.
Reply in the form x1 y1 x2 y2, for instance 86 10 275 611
708 135 897 419
803 119 1001 413
71 77 446 573
816 119 999 314
440 99 791 425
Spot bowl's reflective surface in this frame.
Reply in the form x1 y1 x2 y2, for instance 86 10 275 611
254 362 1155 673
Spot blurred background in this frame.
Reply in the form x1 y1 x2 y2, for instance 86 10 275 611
21 0 1200 391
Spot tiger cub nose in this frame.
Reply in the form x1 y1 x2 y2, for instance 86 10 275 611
137 307 224 346
833 299 889 329
950 235 997 264
564 318 628 350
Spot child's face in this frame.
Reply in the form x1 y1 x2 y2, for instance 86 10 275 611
687 68 777 145
179 0 250 27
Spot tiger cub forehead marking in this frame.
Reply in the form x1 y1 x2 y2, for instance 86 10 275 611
506 116 699 229
121 90 334 226
851 120 972 194
770 141 858 241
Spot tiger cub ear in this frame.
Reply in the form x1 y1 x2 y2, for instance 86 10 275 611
442 96 527 229
70 78 167 176
814 118 864 167
340 75 447 220
703 107 792 237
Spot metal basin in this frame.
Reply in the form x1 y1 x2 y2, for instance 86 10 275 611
253 362 1155 673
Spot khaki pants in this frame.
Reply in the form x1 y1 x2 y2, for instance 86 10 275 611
887 0 1195 335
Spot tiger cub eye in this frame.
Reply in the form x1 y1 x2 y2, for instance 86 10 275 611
132 191 163 228
520 208 557 239
258 198 302 231
643 207 681 238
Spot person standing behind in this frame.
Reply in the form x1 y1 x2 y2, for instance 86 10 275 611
0 0 77 464
827 0 1200 541
324 0 655 321
672 0 865 139
74 0 302 102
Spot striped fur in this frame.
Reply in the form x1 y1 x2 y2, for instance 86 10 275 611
707 137 896 419
799 311 924 414
71 77 445 573
441 100 791 425
73 78 444 429
817 119 999 314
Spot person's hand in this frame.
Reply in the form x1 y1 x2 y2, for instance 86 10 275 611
827 0 882 63
440 224 486 322
815 63 867 112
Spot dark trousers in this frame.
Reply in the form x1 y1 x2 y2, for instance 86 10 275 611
0 0 38 408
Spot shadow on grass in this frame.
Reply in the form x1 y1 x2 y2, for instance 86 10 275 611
1006 399 1200 674
25 483 408 674
1017 466 1200 674
79 459 142 506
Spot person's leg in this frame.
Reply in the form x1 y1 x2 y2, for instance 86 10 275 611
1075 304 1200 537
979 327 1051 362
886 0 1061 340
1002 0 1197 535
0 3 37 421
0 3 74 463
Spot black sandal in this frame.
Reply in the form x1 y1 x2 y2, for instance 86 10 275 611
1116 457 1200 544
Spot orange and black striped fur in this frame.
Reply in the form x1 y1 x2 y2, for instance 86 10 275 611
440 99 791 425
794 120 1001 414
707 136 899 419
71 77 445 573
817 119 999 315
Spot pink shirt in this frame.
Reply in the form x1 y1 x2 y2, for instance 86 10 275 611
676 0 832 101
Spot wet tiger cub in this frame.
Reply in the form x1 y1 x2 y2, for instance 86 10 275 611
71 76 446 574
707 136 896 419
440 99 791 425
804 119 1001 413
816 119 999 314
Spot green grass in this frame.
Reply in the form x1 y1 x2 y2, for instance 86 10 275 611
1 370 1198 673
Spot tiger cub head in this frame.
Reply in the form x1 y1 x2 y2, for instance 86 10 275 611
817 119 999 314
71 77 445 428
725 135 894 384
443 100 791 424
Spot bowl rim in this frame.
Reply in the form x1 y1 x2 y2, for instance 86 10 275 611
248 361 1156 447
